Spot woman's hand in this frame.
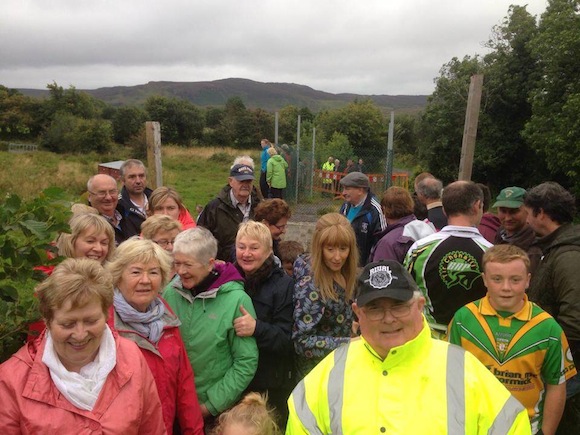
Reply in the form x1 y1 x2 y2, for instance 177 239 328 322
233 305 256 337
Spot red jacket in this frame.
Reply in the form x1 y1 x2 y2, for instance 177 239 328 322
179 208 197 230
107 301 204 435
0 329 166 434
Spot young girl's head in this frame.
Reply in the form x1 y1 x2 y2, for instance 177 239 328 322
213 393 279 435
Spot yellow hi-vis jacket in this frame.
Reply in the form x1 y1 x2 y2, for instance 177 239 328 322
286 320 531 434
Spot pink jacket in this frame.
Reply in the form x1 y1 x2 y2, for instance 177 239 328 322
0 329 166 435
107 302 204 434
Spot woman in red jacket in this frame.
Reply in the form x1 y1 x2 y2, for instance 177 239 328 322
0 258 166 434
148 186 197 230
106 237 204 435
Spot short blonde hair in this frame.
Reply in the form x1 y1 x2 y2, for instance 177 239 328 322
173 227 218 266
311 213 358 301
106 237 172 289
57 213 115 262
36 258 113 324
483 244 530 272
236 221 273 252
212 392 279 435
141 214 182 240
267 147 278 157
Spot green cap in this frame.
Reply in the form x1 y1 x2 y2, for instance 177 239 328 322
493 186 526 209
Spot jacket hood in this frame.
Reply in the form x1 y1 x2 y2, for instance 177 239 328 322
540 223 580 252
479 213 501 231
211 262 245 291
270 155 286 163
169 261 244 295
375 214 416 239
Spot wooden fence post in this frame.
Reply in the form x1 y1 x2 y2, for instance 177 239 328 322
145 121 162 189
458 74 484 181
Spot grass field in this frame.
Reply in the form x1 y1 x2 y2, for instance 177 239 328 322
0 146 260 217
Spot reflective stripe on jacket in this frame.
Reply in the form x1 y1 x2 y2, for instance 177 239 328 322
286 321 531 434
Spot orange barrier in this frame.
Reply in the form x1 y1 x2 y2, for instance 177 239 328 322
313 169 409 199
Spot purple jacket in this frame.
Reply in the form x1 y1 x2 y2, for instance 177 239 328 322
371 215 435 264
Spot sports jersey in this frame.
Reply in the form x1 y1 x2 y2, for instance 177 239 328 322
448 295 577 433
404 225 492 334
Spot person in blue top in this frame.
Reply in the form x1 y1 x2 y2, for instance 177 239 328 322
259 139 272 199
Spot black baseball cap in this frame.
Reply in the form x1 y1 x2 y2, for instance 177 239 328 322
355 260 418 306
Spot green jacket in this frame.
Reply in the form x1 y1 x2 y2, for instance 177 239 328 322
266 154 288 189
163 262 259 416
528 223 580 364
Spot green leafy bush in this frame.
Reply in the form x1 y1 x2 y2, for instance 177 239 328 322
0 188 71 362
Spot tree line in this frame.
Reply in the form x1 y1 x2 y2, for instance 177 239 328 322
1 1 579 194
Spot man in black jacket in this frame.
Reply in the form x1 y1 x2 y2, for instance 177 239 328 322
197 160 261 261
87 174 132 245
117 159 152 238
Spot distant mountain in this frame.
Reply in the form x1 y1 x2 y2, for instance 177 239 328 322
18 78 428 113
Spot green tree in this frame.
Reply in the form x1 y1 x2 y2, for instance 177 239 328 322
316 99 386 170
316 132 354 166
145 96 204 145
43 82 104 120
524 0 580 193
111 106 147 144
0 189 70 361
250 108 275 146
0 86 43 139
473 4 546 190
278 105 315 145
41 113 112 153
219 97 254 148
417 56 483 182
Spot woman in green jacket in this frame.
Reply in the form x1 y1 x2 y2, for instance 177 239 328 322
163 227 259 428
266 147 288 199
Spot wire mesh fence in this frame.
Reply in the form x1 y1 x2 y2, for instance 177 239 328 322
275 142 409 222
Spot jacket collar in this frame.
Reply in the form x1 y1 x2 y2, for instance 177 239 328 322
361 317 432 368
478 294 533 321
20 327 132 419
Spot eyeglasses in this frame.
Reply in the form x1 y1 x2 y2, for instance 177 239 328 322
89 189 119 199
363 301 414 321
272 223 288 231
153 239 176 248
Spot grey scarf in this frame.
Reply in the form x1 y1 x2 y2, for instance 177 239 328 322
113 289 165 344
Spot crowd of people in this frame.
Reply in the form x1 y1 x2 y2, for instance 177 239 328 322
1 148 579 434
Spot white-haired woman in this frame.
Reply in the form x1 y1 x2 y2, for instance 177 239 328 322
163 227 258 427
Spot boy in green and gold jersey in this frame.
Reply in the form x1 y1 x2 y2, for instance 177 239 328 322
448 244 576 435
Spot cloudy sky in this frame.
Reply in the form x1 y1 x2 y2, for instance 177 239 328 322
1 0 548 96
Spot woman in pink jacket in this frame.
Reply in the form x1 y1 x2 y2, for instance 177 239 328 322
0 258 166 434
106 237 204 435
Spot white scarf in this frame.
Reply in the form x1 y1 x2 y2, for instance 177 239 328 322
42 325 117 411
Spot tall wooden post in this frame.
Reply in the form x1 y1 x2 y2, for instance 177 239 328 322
145 121 163 189
458 74 484 181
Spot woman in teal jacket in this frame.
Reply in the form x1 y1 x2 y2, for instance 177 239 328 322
163 227 258 427
266 147 288 199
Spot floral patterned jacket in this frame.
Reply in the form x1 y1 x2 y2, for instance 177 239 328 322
292 254 353 379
